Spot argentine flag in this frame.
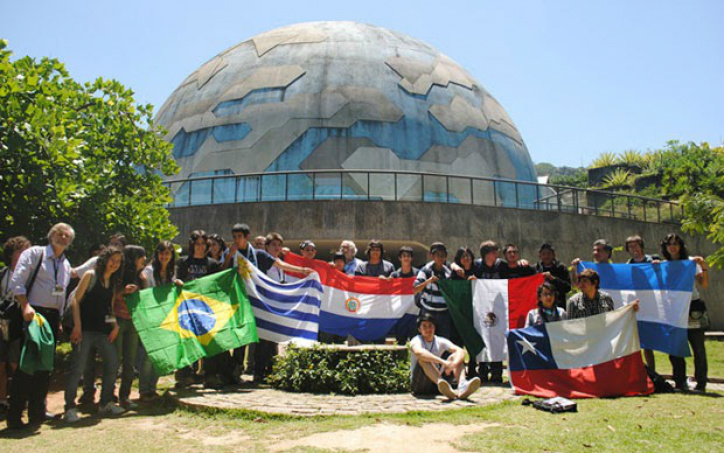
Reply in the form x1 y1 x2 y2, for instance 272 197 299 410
578 260 696 357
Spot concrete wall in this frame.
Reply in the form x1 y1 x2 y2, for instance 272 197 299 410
169 200 723 329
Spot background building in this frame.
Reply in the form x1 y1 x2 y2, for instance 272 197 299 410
157 21 537 206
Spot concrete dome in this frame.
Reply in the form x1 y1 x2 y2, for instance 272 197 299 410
156 21 537 201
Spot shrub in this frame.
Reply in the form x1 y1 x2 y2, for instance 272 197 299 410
268 345 411 395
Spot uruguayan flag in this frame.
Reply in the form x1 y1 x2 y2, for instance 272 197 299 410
239 257 323 344
578 261 696 357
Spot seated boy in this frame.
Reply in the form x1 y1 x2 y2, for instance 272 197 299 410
409 313 481 399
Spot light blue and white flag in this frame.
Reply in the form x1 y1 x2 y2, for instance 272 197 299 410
578 261 696 357
240 256 323 344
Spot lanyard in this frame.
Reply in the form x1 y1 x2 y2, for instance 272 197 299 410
421 336 436 352
242 245 258 268
51 255 62 286
274 266 285 283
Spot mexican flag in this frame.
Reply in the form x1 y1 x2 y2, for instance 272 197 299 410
126 269 258 375
439 274 543 362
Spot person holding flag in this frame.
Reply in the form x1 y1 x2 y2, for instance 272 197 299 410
64 247 126 423
661 233 710 392
225 223 314 382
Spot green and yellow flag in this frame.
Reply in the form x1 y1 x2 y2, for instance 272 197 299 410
126 269 258 375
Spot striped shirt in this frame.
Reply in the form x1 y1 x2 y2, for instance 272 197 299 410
415 262 451 311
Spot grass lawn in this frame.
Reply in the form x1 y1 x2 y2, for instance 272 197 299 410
1 341 722 452
652 338 724 380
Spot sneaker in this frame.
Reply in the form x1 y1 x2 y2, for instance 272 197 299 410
99 402 126 416
203 376 224 390
64 408 81 423
120 399 138 410
458 377 481 399
139 392 160 402
437 379 457 400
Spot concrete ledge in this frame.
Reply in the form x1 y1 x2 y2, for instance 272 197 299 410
172 383 518 417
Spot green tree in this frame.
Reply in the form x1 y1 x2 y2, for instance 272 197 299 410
658 141 724 267
0 40 178 260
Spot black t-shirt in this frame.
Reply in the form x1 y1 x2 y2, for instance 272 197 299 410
355 260 395 277
451 266 476 280
473 258 506 279
176 256 220 282
80 276 114 333
235 246 277 274
536 261 572 305
500 262 537 279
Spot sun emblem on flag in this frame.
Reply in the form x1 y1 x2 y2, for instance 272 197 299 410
345 297 361 313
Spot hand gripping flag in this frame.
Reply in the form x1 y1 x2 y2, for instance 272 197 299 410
126 269 258 375
237 255 322 344
577 260 696 357
439 274 543 362
19 313 55 375
507 304 653 398
285 253 418 341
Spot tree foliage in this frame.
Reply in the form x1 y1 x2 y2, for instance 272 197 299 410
0 40 178 260
659 141 724 268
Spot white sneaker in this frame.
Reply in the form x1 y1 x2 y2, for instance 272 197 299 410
99 402 126 416
64 408 81 423
437 379 457 400
458 377 481 399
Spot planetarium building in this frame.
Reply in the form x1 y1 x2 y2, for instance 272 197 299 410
157 21 537 208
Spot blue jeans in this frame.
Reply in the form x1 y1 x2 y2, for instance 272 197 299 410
115 318 139 401
137 343 159 395
65 331 118 410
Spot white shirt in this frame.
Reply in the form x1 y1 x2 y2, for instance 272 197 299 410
11 245 71 312
73 256 99 279
409 334 455 379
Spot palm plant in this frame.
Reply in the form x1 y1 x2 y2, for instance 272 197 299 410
590 152 618 168
617 149 645 167
601 168 633 190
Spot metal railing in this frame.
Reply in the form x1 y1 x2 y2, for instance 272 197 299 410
163 169 682 224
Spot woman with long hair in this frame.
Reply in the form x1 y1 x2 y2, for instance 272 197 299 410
660 233 710 392
114 245 147 409
138 241 178 400
451 247 476 280
525 281 566 327
207 234 228 263
64 247 126 422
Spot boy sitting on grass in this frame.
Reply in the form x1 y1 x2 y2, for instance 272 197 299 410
410 313 480 400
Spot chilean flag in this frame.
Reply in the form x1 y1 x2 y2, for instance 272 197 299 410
285 253 417 341
578 261 696 357
507 304 654 398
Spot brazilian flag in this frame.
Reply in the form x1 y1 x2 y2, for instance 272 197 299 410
126 269 258 375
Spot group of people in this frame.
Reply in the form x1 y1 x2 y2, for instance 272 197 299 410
0 221 713 427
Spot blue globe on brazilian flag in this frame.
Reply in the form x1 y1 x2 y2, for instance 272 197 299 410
126 269 258 375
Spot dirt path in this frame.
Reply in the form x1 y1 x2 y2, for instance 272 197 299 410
269 422 501 453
